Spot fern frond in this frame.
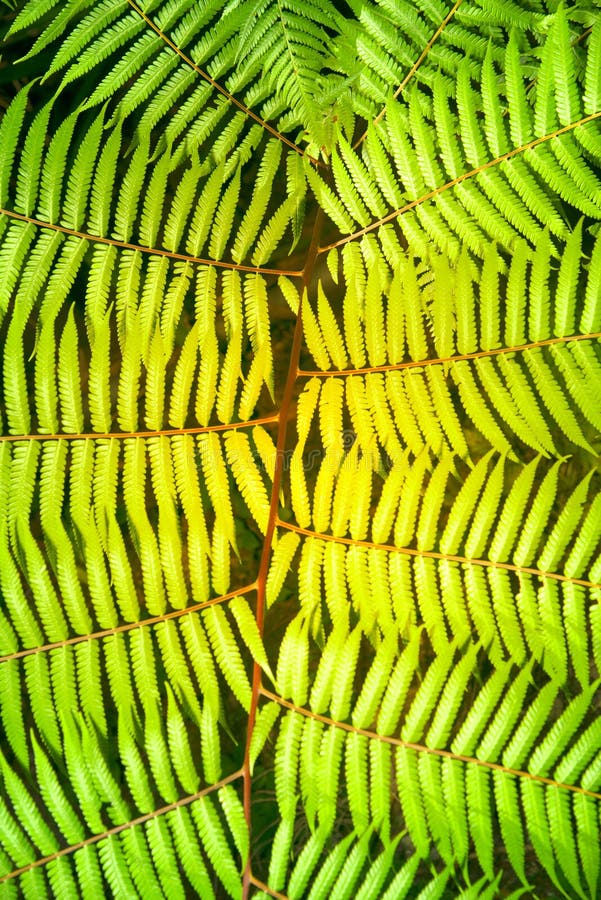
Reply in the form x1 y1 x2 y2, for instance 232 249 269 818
191 794 243 900
2 1 601 896
203 605 252 710
229 595 274 682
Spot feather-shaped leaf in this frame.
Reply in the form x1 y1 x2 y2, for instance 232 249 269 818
2 3 601 897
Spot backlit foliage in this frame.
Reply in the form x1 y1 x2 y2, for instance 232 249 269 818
1 0 601 896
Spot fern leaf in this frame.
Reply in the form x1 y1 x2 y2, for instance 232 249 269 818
3 3 601 896
295 715 320 832
14 100 52 217
357 834 403 900
203 605 252 711
145 698 181 804
170 435 211 603
274 709 303 822
344 730 370 834
98 834 139 897
225 431 270 533
305 164 356 233
351 635 397 729
0 83 33 209
198 433 236 547
229 595 274 682
513 459 561 567
192 795 242 900
521 780 562 893
197 700 220 786
323 539 350 629
380 855 421 900
554 219 582 336
365 124 404 208
30 732 85 844
179 613 220 720
304 831 356 900
339 134 387 217
7 0 72 37
248 701 281 773
584 17 601 114
330 826 373 897
286 823 328 899
467 765 495 878
218 785 248 866
277 611 310 705
267 817 295 893
169 807 217 898
314 724 346 832
396 747 431 856
166 685 198 794
233 140 283 262
574 793 600 898
71 845 104 898
266 530 301 606
146 816 187 898
211 546 232 626
118 714 155 814
552 5 582 127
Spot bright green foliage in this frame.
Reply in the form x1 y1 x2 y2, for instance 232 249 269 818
1 0 601 897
